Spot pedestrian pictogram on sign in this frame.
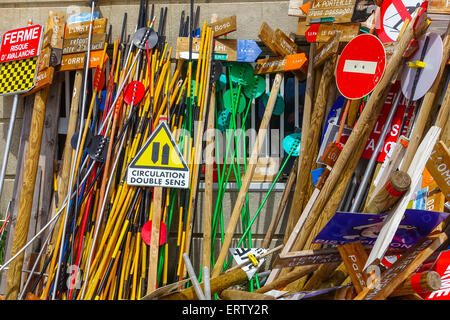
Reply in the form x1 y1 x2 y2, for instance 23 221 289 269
127 121 190 189
377 0 424 43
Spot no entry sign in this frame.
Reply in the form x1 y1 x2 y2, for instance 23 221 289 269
335 34 386 100
0 25 42 63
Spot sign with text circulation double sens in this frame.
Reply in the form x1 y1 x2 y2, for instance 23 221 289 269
127 121 190 189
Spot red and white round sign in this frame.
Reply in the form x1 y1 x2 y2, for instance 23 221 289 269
377 0 424 43
335 34 386 100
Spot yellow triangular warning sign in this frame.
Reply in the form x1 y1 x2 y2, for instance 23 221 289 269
126 121 190 189
130 121 188 171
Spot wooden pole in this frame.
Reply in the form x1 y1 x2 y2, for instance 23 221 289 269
203 82 216 270
211 72 283 278
5 87 50 300
284 43 317 241
254 265 317 294
160 268 248 300
390 271 441 297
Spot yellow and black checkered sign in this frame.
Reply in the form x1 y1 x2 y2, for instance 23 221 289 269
0 57 38 95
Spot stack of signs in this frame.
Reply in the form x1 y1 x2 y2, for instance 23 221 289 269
0 24 43 95
176 15 261 63
361 82 416 163
26 13 67 95
60 16 108 71
229 247 268 279
313 209 449 250
302 0 376 43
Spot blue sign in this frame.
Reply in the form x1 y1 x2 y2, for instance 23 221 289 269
236 40 261 63
67 11 100 24
314 209 450 250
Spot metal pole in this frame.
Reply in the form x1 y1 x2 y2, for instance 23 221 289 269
0 94 19 204
350 91 402 212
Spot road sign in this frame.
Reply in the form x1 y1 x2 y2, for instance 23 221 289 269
0 25 42 63
335 34 386 100
127 121 190 189
377 0 424 43
176 37 261 62
0 24 43 95
401 32 443 101
209 15 237 37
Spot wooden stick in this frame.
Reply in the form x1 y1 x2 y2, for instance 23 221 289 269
202 82 216 270
211 72 284 278
5 87 50 300
364 170 411 213
160 268 248 300
390 271 441 297
284 43 320 241
254 265 318 294
147 186 163 294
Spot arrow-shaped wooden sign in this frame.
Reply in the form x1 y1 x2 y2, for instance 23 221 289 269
254 52 308 74
176 37 261 62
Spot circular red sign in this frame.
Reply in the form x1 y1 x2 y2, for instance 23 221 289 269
124 81 145 105
335 34 386 100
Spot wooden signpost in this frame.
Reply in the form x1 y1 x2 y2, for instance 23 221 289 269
59 50 108 72
64 18 107 38
176 37 261 62
337 241 369 293
306 0 357 24
426 141 450 201
209 15 236 37
62 33 107 54
254 52 308 74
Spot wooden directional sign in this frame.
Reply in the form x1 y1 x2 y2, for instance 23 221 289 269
426 141 450 201
258 22 282 56
306 23 361 43
209 15 237 37
176 37 261 62
337 241 369 293
23 66 54 96
336 34 386 99
273 28 302 56
274 248 344 268
355 232 447 300
59 50 108 72
307 0 357 24
64 18 107 38
254 53 308 74
63 33 107 54
127 121 190 189
274 246 401 268
312 31 341 69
